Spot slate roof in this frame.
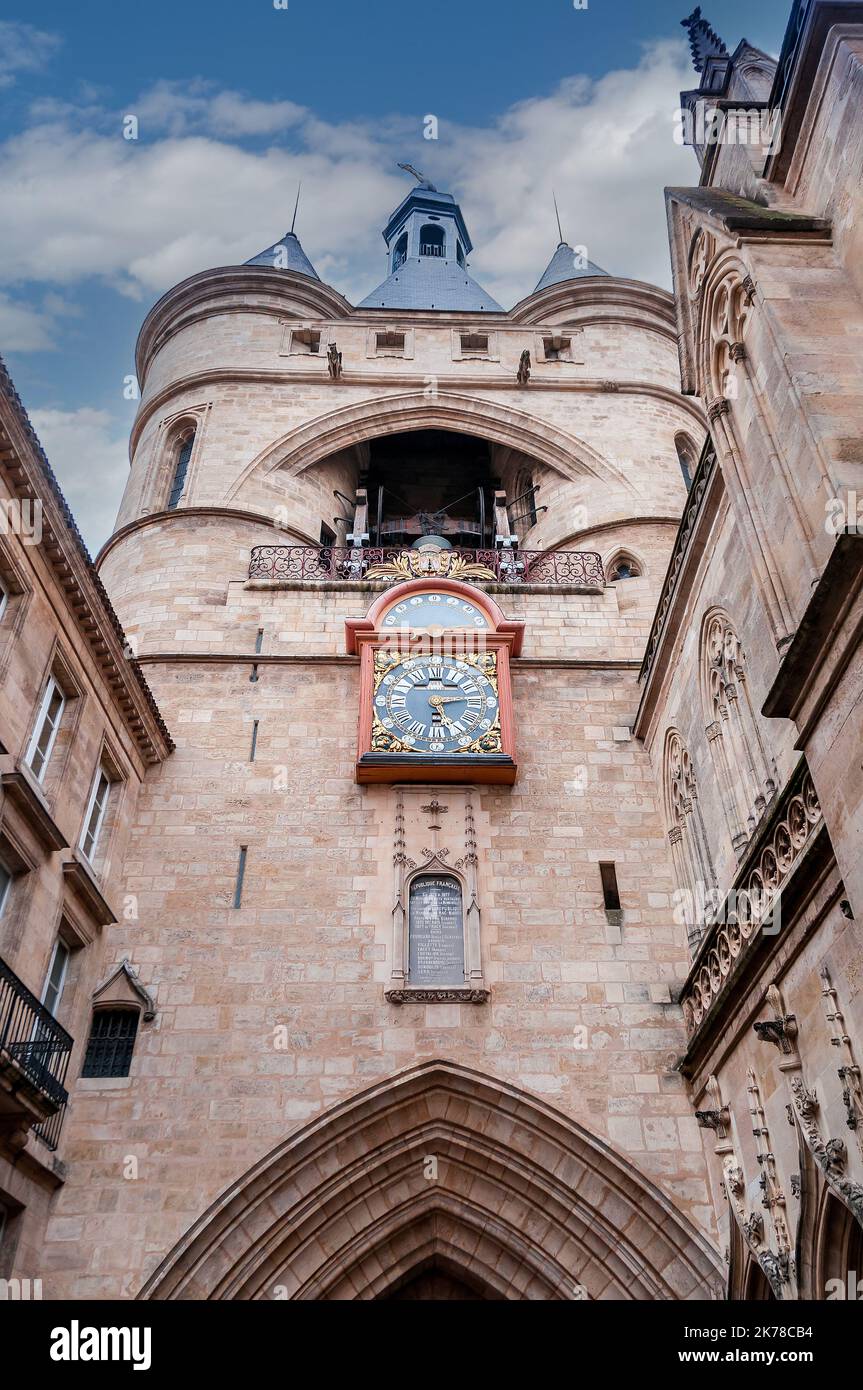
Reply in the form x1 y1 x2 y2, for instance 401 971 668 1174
533 242 609 293
245 231 320 279
358 256 503 312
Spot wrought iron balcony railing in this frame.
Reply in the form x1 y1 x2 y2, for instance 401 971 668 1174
249 545 605 588
0 955 72 1151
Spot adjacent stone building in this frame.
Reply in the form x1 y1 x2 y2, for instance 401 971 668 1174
0 0 861 1300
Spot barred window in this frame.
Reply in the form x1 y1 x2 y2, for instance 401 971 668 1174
82 1009 139 1078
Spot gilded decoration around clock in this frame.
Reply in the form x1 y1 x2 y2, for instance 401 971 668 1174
371 649 502 755
364 550 497 584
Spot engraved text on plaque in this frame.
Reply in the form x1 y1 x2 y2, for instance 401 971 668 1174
408 874 465 987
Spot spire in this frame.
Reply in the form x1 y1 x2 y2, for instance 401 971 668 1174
553 192 565 247
244 229 320 279
533 241 609 294
358 178 502 312
681 7 728 73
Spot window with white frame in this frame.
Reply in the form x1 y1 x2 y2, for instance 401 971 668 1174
25 677 65 782
42 939 70 1017
80 765 112 864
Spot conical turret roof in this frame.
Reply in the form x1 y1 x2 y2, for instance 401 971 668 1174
245 230 320 279
533 241 609 293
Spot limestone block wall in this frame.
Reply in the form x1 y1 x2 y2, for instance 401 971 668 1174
38 650 713 1298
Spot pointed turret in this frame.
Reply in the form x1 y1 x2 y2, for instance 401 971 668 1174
533 241 609 293
245 230 320 280
358 174 502 312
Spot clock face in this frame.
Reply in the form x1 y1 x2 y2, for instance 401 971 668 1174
374 655 500 753
381 592 489 632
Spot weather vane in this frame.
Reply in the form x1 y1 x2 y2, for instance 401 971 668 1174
397 162 438 192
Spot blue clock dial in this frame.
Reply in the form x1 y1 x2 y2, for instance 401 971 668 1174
374 656 499 753
381 592 489 631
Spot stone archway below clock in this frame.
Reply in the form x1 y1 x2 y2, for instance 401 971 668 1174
138 1060 722 1301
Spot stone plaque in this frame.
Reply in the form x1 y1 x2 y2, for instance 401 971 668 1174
408 875 465 987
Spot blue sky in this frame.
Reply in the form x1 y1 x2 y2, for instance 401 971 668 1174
0 0 793 551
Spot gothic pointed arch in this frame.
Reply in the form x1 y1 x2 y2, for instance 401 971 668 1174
138 1060 722 1301
223 391 637 505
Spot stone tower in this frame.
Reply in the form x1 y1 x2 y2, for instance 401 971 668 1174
59 175 722 1299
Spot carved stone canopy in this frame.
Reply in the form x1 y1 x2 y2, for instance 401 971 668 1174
92 958 156 1021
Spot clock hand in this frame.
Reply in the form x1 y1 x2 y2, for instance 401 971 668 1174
428 695 466 706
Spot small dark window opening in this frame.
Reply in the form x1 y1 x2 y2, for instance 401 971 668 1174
419 224 445 257
234 846 248 908
460 332 489 354
290 327 321 355
609 555 641 582
543 335 572 362
249 720 259 762
675 433 698 491
167 432 194 510
456 241 465 268
392 232 408 272
82 1009 139 1078
375 330 406 354
599 862 621 912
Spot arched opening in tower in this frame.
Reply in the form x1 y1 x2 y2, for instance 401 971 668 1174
364 428 495 548
362 428 529 549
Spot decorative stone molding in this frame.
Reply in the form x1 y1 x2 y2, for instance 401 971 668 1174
138 1060 723 1301
385 787 488 1005
92 958 157 1022
759 975 863 1233
680 763 821 1039
820 967 863 1152
663 729 717 953
640 436 717 687
722 1147 792 1300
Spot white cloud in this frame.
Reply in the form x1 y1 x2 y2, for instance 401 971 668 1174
0 290 80 352
0 21 60 88
0 40 697 309
28 407 129 554
0 293 56 351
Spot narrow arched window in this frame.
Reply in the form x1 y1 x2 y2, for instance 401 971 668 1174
167 430 195 510
456 241 465 268
82 1008 140 1078
392 232 408 272
608 554 641 581
419 224 445 258
675 432 698 491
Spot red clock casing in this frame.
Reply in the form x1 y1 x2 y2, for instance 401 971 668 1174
345 578 523 784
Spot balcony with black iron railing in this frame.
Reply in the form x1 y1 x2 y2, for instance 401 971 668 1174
248 545 606 589
0 955 72 1151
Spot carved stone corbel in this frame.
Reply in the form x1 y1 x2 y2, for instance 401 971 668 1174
753 983 797 1056
694 1074 732 1148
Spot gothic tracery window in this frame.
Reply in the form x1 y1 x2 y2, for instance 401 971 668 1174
663 729 716 953
608 552 641 582
701 612 776 850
